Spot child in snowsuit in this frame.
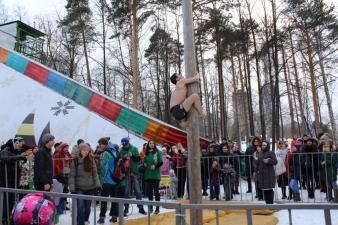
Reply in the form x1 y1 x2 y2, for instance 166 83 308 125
222 163 236 201
169 169 178 199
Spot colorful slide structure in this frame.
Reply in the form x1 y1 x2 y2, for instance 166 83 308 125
0 46 209 148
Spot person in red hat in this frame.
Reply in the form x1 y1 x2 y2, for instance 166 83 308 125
53 142 72 214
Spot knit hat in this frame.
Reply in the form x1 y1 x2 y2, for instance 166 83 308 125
320 133 331 140
319 133 332 143
98 137 110 145
57 142 69 151
41 133 55 146
14 136 24 142
209 144 216 148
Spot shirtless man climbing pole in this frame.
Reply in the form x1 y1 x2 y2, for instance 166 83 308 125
170 73 206 128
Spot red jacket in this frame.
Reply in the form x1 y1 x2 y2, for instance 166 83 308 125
173 152 186 168
53 150 72 177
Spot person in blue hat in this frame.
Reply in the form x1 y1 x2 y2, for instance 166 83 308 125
119 137 147 215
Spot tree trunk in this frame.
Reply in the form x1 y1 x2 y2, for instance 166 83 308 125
245 0 266 140
199 42 212 138
238 55 250 143
164 40 170 123
211 83 216 139
236 2 254 137
182 0 203 223
155 53 161 119
244 54 255 136
305 31 321 133
131 0 139 109
175 12 182 75
262 1 274 141
282 46 296 137
316 33 337 142
230 50 240 142
81 28 92 87
101 0 107 94
289 30 306 134
215 27 226 139
289 68 301 136
271 0 280 148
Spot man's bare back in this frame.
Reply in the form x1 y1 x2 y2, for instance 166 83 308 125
169 73 206 128
170 81 187 109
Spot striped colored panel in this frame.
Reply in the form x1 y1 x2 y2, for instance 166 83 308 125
16 124 34 136
164 127 187 146
144 120 170 144
0 47 9 63
63 80 93 107
5 53 28 74
116 107 149 135
24 62 49 84
88 93 121 122
45 71 67 93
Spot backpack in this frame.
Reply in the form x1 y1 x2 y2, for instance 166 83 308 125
13 192 56 225
106 150 125 181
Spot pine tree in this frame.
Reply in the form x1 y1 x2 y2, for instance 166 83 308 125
60 0 95 87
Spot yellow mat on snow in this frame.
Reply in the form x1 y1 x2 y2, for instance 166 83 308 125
178 200 276 215
124 210 278 225
124 201 278 225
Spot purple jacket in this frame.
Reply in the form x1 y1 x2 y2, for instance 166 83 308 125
161 153 171 176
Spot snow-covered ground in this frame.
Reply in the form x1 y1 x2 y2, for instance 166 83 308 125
58 202 338 225
58 178 338 224
273 209 338 225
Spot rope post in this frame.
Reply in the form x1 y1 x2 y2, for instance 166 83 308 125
175 203 183 225
246 209 253 225
182 0 203 224
324 209 332 225
118 201 124 225
288 208 293 225
0 191 3 224
71 197 77 225
216 209 220 225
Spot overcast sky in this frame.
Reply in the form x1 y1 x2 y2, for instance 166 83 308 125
1 0 338 124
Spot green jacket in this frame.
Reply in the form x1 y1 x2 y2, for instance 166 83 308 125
143 149 163 180
120 145 140 175
320 152 338 183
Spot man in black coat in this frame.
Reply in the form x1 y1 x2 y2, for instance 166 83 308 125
34 133 55 191
200 145 209 196
0 136 27 224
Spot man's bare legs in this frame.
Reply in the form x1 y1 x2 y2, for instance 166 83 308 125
182 93 206 117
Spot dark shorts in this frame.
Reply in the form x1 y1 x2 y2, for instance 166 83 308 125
170 104 187 121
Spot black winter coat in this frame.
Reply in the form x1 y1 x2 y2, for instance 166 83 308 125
288 151 301 180
256 148 277 190
245 145 257 176
34 146 53 186
0 140 26 188
200 153 210 179
218 152 233 168
232 151 243 174
301 145 319 178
